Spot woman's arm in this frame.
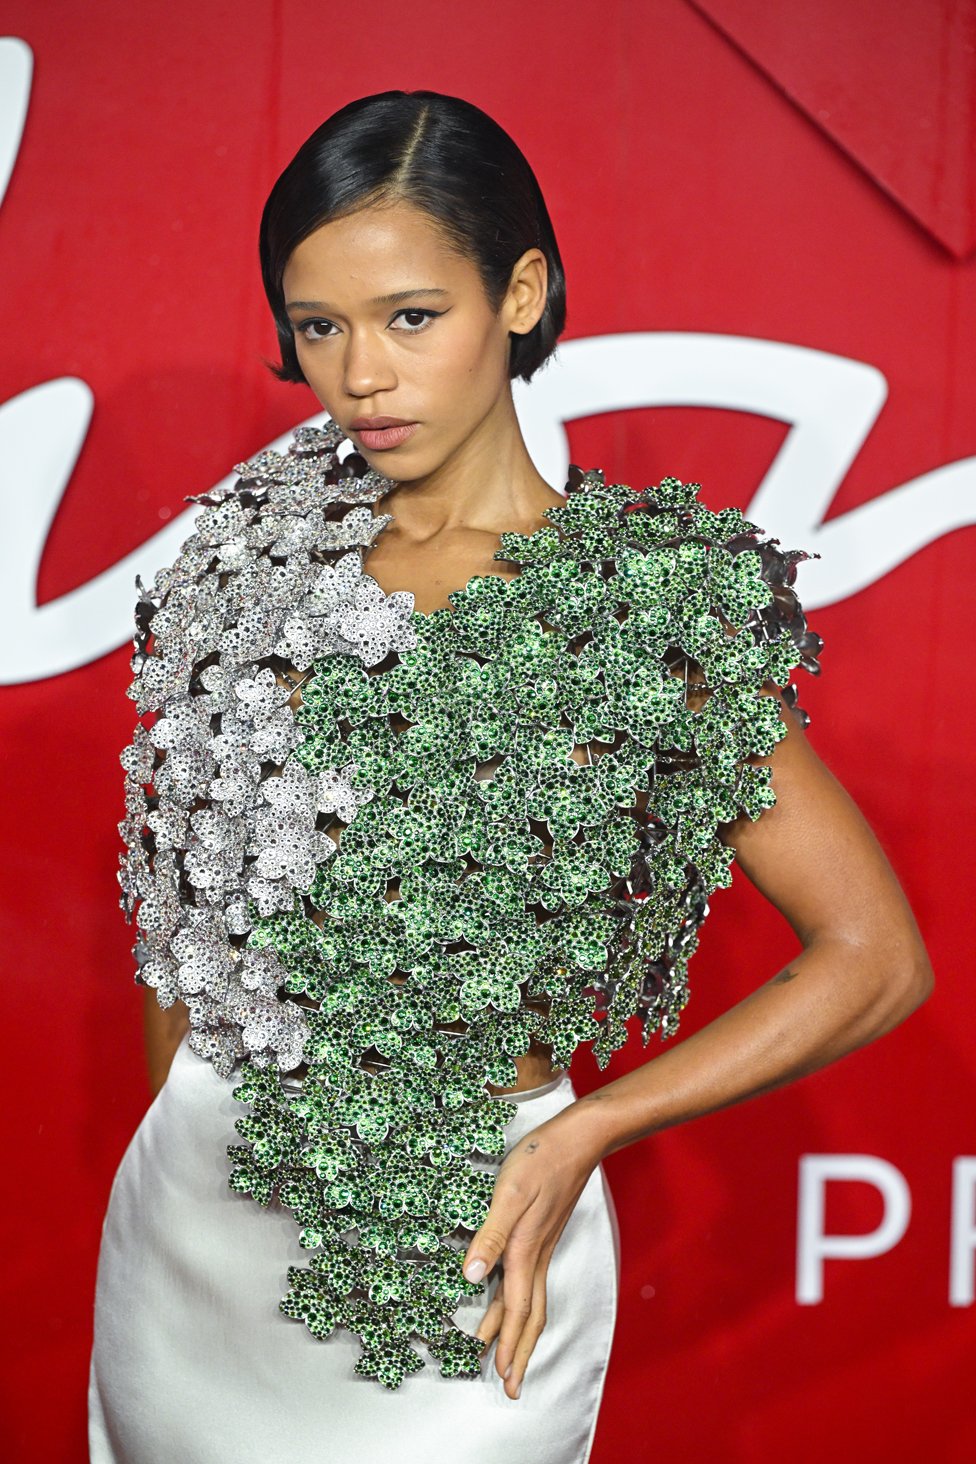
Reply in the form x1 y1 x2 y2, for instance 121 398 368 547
466 683 934 1398
142 986 190 1097
569 684 934 1157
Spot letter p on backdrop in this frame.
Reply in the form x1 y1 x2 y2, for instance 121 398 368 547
796 1155 912 1305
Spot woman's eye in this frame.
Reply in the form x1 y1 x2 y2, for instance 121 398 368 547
295 319 336 343
390 308 442 333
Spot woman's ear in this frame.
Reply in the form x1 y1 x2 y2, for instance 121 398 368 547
503 248 548 336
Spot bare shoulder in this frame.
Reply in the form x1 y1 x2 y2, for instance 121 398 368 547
718 680 931 978
719 678 827 846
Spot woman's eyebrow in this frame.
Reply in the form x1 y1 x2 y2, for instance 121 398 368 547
285 288 450 312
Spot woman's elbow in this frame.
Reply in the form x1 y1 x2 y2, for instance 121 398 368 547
868 943 935 1035
903 951 935 1013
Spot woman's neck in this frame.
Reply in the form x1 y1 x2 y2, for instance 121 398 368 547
374 390 563 542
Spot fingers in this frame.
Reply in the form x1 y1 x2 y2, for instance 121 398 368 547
493 1246 552 1400
462 1168 536 1283
462 1217 511 1284
473 1275 505 1355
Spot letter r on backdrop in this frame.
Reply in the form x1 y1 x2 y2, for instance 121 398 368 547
796 1155 911 1305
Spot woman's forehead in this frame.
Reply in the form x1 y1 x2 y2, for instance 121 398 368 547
283 202 472 299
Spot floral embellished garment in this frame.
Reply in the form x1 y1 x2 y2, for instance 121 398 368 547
117 421 821 1390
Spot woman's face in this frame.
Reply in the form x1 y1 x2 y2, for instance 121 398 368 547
281 199 544 481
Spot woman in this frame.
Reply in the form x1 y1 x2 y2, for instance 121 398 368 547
89 90 933 1462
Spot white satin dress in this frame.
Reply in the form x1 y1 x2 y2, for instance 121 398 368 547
88 1033 621 1463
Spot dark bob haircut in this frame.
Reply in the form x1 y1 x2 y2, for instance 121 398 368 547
259 90 566 386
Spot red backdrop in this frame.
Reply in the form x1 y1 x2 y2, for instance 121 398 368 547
1 3 973 1459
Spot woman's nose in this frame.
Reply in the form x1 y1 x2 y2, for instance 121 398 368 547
342 329 396 397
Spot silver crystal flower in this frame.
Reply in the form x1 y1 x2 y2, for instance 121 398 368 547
335 573 417 666
250 759 338 890
320 503 393 552
317 760 372 823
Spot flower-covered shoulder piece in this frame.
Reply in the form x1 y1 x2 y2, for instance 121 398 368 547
118 424 417 1077
497 464 824 1062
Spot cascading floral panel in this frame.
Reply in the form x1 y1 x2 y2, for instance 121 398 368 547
117 422 822 1388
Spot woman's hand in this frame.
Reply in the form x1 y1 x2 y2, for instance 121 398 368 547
462 1106 601 1400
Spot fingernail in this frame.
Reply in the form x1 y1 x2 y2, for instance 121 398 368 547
504 1363 513 1380
464 1259 486 1282
515 1381 522 1399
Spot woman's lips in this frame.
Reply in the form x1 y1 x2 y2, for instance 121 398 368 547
354 422 418 451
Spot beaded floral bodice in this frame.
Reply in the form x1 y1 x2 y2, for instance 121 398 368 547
118 421 821 1389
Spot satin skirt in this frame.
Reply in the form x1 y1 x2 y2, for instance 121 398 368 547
88 1033 621 1463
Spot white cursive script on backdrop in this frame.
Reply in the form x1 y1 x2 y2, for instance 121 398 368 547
2 35 975 686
